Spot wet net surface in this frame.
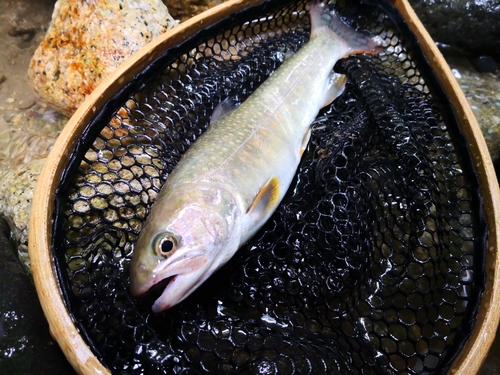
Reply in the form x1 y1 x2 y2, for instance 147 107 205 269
52 0 486 374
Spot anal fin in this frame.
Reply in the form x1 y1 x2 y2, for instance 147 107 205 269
247 176 281 220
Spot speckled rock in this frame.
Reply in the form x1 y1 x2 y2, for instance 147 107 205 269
0 106 64 172
28 0 176 116
0 158 46 271
446 56 500 164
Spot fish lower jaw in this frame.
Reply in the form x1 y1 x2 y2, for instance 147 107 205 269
151 264 213 312
151 273 199 312
151 275 179 312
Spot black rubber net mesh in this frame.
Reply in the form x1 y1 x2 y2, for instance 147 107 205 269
52 0 486 374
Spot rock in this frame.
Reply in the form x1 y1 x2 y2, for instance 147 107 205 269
410 0 500 167
0 106 64 270
8 27 37 50
28 0 176 116
0 217 74 374
8 27 36 42
2 112 15 123
408 0 500 59
17 99 36 110
164 0 230 23
0 159 47 272
471 56 498 73
445 56 500 165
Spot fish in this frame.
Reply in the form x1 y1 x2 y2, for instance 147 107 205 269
130 2 380 312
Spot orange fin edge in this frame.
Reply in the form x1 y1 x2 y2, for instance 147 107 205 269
247 176 281 217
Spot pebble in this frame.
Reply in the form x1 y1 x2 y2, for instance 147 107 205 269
451 69 462 79
471 56 498 73
17 99 36 110
6 98 15 104
2 111 16 123
8 27 36 41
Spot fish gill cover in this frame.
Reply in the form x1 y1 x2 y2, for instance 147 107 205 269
52 0 486 374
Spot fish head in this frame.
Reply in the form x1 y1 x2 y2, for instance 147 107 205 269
130 184 241 312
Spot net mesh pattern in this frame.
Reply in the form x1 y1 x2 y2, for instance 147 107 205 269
53 0 486 374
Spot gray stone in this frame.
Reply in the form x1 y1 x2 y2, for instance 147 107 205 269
445 56 500 164
471 56 498 73
409 0 500 59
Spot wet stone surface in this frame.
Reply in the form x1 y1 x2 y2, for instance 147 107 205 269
446 56 500 165
408 0 500 59
0 217 74 374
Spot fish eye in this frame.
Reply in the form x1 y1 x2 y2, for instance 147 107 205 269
155 234 178 258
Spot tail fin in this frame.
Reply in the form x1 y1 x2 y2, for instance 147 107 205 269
309 2 381 55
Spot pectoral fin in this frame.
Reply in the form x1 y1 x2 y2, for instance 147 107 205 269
247 176 281 220
321 73 347 108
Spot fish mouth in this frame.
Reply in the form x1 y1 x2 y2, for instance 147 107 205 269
148 275 175 293
150 267 209 312
151 274 194 312
131 253 209 312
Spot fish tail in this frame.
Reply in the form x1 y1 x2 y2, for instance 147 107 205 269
309 2 381 55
